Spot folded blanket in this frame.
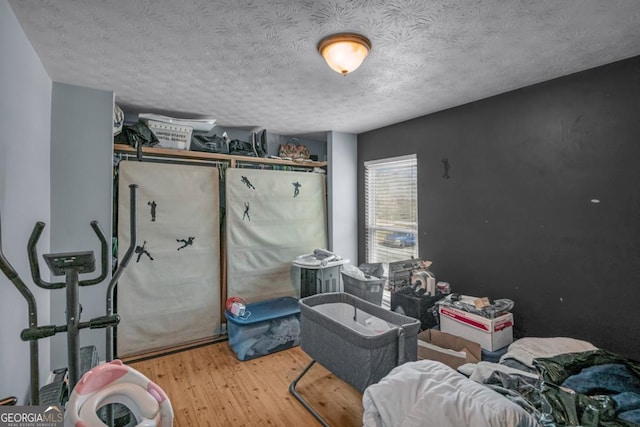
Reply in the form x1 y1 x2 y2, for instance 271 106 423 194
500 337 597 368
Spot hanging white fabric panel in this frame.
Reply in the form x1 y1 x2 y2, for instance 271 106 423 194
117 161 221 358
226 168 328 303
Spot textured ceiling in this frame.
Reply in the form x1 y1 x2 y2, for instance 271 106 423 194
8 0 640 141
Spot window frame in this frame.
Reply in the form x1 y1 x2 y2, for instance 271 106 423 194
364 154 419 270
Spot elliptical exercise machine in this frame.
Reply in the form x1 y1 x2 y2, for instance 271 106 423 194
2 184 174 426
0 184 137 404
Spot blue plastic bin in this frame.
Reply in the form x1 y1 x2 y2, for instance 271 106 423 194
225 296 301 361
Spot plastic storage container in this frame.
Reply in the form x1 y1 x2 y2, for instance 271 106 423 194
292 257 349 298
145 119 193 150
341 270 385 306
391 290 448 330
225 296 301 361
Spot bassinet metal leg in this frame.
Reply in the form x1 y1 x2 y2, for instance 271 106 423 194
289 360 330 427
397 327 406 365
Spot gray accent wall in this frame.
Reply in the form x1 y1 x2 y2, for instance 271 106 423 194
0 0 52 404
328 131 358 265
49 82 114 369
358 56 640 359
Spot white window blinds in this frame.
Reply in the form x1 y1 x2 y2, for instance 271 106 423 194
364 154 418 271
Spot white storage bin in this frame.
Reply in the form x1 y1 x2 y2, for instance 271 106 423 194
145 119 193 150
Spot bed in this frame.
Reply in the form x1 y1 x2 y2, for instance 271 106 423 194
362 337 640 427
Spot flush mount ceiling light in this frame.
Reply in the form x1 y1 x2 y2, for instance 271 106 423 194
317 33 371 76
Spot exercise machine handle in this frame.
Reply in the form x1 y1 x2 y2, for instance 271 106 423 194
109 184 138 287
27 220 109 289
27 222 65 289
20 313 120 342
0 249 37 332
78 220 109 286
0 211 41 405
21 325 59 341
106 184 138 361
89 314 120 329
0 247 18 282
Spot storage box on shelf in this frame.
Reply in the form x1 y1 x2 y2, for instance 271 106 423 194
145 120 193 150
225 296 301 361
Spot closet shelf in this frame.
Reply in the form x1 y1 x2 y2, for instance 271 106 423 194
113 144 327 168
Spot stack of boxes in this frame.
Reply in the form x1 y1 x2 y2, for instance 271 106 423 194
438 302 514 352
389 259 448 330
418 294 514 367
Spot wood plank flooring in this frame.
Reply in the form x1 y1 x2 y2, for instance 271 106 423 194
129 341 364 427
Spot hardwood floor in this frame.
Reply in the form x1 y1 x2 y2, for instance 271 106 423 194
130 341 364 426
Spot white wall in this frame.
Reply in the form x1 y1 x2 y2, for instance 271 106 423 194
49 82 114 369
0 0 52 404
327 131 358 265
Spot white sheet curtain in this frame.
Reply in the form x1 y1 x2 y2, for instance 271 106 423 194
117 161 221 358
225 168 328 303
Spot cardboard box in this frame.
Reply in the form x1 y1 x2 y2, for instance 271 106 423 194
439 305 513 351
417 329 481 369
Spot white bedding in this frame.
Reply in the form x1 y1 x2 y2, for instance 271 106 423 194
362 360 539 427
499 337 597 368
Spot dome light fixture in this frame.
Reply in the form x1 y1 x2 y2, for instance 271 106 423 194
317 33 371 76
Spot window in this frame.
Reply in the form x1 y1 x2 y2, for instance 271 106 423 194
365 154 418 274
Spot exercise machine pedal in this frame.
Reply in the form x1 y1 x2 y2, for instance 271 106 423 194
38 368 68 406
0 396 17 406
79 345 99 376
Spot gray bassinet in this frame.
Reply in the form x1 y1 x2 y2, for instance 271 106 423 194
290 292 420 426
